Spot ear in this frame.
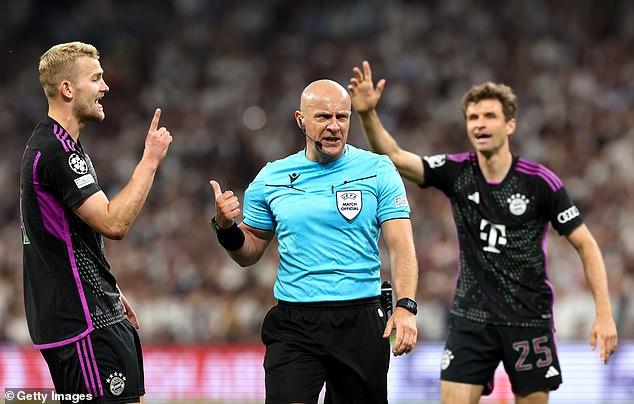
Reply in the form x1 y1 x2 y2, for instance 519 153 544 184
59 80 73 100
294 110 303 129
506 117 516 136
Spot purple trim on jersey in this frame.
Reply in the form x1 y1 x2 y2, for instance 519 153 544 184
34 329 93 349
31 152 94 349
53 123 77 153
87 334 104 396
487 180 502 185
542 222 557 327
76 340 93 395
516 159 563 191
447 152 472 163
451 203 462 292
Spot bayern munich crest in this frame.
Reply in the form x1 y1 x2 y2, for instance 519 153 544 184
106 372 126 396
68 153 88 175
507 193 529 216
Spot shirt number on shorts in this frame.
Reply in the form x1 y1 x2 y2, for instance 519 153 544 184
513 336 553 372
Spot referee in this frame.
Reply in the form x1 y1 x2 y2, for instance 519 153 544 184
210 79 419 403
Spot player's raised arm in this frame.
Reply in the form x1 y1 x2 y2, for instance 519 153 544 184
348 60 424 185
74 108 172 239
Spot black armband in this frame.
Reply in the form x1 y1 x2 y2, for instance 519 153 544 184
212 218 245 251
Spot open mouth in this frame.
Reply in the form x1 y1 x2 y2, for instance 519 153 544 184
322 137 340 145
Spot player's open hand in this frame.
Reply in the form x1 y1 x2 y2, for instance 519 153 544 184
210 180 241 228
348 60 386 114
144 108 172 166
590 315 618 364
384 306 418 356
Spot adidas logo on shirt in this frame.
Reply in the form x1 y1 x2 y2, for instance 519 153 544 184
545 366 560 378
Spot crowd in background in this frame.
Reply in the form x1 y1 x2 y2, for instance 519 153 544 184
1 0 633 344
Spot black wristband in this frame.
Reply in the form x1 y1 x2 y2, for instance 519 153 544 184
216 222 245 251
396 298 418 315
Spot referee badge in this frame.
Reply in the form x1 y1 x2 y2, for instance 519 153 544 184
337 190 362 220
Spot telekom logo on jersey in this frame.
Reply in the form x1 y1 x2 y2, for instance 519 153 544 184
480 219 507 253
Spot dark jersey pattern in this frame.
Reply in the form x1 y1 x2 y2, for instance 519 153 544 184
20 117 125 349
422 152 583 327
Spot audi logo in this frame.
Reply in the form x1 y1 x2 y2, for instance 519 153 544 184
557 206 580 224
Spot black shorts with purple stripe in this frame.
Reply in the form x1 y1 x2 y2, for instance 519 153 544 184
40 320 144 403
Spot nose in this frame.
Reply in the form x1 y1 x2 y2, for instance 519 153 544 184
326 117 341 132
101 80 110 93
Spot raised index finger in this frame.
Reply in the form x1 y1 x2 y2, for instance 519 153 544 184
149 108 161 133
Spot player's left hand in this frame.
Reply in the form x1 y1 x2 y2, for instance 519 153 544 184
383 307 417 356
590 315 617 364
120 293 140 329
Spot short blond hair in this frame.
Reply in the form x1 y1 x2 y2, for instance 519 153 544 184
38 41 100 99
461 82 518 122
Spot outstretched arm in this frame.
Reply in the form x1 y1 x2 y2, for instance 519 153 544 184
348 61 425 185
74 108 172 240
381 218 419 356
210 180 274 267
566 224 618 364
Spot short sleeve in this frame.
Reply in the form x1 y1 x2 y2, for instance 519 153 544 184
242 167 275 231
44 152 101 208
376 155 410 223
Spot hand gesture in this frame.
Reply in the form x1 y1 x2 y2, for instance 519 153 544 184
348 60 386 114
590 315 618 364
210 180 241 229
143 108 172 166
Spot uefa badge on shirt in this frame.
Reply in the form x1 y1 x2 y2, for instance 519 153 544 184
337 190 362 220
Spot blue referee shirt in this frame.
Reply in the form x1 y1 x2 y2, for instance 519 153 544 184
243 145 410 302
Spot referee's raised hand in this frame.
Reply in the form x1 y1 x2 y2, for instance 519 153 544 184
210 180 241 228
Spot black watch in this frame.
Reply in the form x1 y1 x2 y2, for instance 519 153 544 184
210 217 221 233
396 298 418 315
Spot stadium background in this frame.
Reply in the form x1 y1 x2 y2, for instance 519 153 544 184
1 0 633 402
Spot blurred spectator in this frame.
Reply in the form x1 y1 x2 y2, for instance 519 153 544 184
2 0 633 344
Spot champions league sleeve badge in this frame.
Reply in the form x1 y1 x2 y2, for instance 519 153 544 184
68 153 88 175
337 190 362 220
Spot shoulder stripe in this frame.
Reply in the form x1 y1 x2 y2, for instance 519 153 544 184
53 124 77 153
517 159 563 191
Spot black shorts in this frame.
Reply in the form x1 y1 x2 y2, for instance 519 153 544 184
40 320 144 403
440 316 562 396
261 297 390 404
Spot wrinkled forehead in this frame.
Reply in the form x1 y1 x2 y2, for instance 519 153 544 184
465 98 503 115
